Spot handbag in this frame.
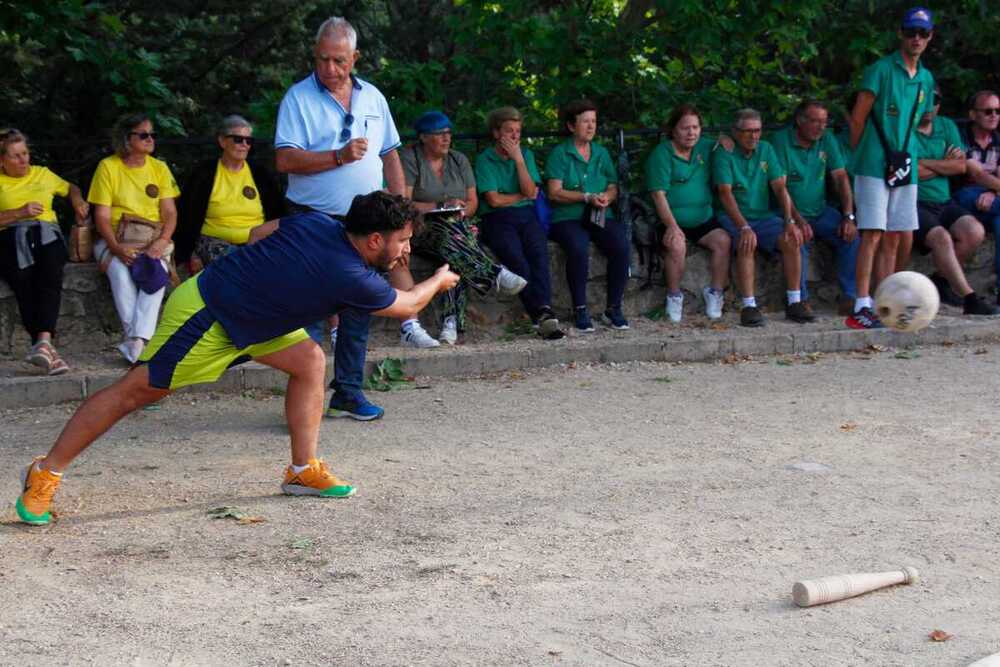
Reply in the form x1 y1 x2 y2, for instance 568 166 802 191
68 217 94 262
533 188 552 234
869 84 922 188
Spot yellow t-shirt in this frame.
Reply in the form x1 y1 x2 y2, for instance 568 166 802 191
201 161 265 244
0 166 70 224
87 154 180 230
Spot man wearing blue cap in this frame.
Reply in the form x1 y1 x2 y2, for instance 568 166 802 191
846 6 936 329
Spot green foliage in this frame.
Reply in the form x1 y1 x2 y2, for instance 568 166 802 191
363 357 414 391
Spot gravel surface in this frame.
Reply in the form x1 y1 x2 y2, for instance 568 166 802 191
1 342 999 666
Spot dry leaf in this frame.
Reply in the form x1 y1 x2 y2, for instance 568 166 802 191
839 422 858 432
236 516 266 525
941 340 955 347
975 348 988 355
867 344 887 353
928 629 953 642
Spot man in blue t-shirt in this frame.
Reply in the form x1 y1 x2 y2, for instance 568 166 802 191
13 192 460 526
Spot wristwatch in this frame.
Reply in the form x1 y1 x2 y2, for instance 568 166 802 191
844 212 857 223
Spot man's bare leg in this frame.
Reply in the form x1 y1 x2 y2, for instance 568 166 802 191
42 366 170 472
256 339 327 466
855 229 883 300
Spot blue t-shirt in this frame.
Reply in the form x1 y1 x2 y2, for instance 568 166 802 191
198 212 396 348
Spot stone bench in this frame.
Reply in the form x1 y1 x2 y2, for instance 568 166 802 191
2 238 997 356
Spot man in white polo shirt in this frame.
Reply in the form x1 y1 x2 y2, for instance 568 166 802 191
275 16 438 422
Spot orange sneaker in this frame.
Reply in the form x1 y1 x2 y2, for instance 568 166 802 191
281 459 355 498
15 457 62 525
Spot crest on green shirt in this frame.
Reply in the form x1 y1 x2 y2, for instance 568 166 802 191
887 103 900 117
761 161 768 173
819 151 827 162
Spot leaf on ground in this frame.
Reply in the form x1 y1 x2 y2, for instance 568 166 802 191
941 340 955 347
776 359 793 366
645 306 666 321
709 321 729 331
839 422 858 432
928 629 953 642
364 357 414 392
975 348 989 355
289 537 314 550
894 350 920 359
650 376 673 383
867 344 887 353
207 506 264 524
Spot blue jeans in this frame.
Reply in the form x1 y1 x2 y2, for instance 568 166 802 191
306 308 369 401
718 212 808 293
955 185 1000 291
480 206 552 318
801 206 859 301
548 216 630 309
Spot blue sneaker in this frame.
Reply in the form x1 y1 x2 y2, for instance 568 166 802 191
326 393 385 421
601 306 630 330
574 307 595 333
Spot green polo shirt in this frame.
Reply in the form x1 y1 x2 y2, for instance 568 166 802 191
915 116 966 204
712 140 786 220
854 51 935 182
474 146 542 216
644 137 715 227
768 126 846 218
544 139 618 223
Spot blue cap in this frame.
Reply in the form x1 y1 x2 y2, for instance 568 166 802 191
902 7 933 30
414 111 452 135
129 253 169 295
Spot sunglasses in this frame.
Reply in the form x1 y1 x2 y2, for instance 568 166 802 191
129 131 157 140
226 135 255 145
340 113 355 142
902 28 931 39
977 108 1000 116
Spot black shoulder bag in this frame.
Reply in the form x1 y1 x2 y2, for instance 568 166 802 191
869 84 921 188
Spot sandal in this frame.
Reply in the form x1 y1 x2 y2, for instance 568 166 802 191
47 349 70 376
26 341 55 372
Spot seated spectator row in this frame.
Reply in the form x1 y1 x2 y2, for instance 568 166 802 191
3 89 1000 375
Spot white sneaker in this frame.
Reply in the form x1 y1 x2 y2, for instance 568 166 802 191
666 294 684 323
439 316 458 345
400 321 440 348
117 338 144 363
702 286 724 320
495 267 528 296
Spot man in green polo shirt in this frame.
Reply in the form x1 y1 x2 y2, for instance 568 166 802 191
772 99 860 316
714 108 809 327
846 6 936 329
912 97 1000 316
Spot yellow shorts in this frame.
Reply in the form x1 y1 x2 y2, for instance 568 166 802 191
138 277 310 390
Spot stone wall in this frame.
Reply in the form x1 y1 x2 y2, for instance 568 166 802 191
2 238 996 356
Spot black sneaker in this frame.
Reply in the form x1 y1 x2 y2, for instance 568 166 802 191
785 301 816 323
963 294 1000 316
845 307 884 329
930 273 963 307
740 305 765 327
534 308 565 340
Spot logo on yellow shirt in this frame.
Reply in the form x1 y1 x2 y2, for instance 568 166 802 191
145 184 159 198
243 186 257 200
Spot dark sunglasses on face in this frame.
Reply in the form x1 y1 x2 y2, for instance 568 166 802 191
902 28 931 39
129 131 157 140
340 113 354 142
977 108 1000 116
226 135 255 145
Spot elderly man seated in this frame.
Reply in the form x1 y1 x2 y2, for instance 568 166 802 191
714 108 809 327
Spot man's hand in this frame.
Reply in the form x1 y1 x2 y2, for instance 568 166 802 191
784 221 804 246
497 136 524 163
662 223 683 249
839 216 858 242
113 245 137 266
248 219 280 244
591 193 611 208
340 138 368 164
738 226 757 254
946 145 965 160
977 191 997 212
73 200 90 223
434 263 461 292
716 134 735 152
20 201 44 218
797 220 814 243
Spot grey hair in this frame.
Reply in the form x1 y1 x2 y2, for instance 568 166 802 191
315 17 357 49
733 108 762 128
111 112 152 158
217 114 252 138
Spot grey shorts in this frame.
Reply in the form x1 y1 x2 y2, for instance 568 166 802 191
854 175 919 232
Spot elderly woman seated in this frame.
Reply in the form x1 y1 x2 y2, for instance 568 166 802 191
176 115 285 272
0 129 89 375
475 107 563 339
88 113 180 363
545 99 630 332
401 110 527 344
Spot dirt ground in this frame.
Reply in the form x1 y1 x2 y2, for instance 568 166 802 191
1 342 999 666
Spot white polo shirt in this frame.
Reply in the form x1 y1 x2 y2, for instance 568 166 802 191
275 73 401 215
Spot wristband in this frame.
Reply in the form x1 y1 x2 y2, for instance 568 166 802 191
844 213 856 222
333 149 343 167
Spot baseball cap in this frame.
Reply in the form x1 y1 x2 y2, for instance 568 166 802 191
130 253 169 294
902 7 934 31
413 111 452 135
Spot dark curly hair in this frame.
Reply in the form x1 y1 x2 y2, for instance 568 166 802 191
344 191 421 236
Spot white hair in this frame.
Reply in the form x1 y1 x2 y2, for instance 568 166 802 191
315 17 357 49
217 114 252 137
733 108 762 128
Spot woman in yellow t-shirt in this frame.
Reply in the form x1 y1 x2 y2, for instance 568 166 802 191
176 115 284 272
88 113 180 363
0 129 89 375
